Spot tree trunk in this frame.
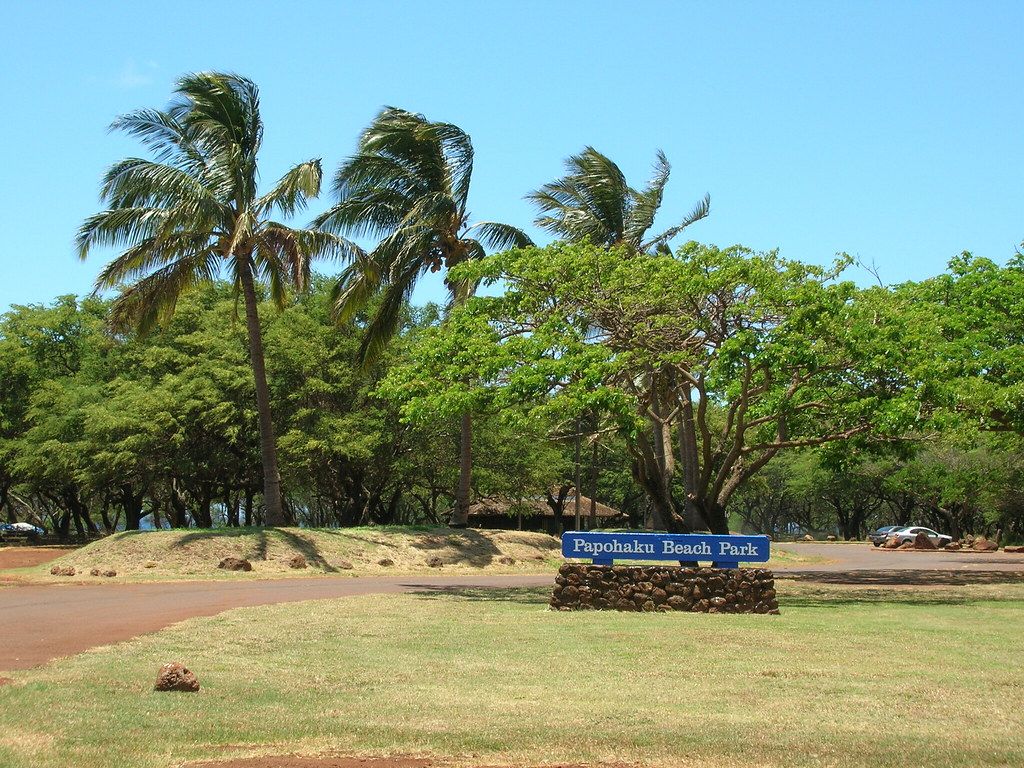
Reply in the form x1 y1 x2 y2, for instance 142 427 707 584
698 498 730 535
121 485 144 531
243 487 254 527
0 482 13 523
449 411 473 527
238 259 287 527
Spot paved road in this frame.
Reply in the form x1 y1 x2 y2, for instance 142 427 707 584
1 542 1022 673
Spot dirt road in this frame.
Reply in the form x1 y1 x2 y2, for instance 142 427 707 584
0 546 75 570
0 573 553 671
1 542 1022 672
773 541 1024 572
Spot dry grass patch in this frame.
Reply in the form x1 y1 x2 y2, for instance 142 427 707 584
11 528 823 584
15 527 564 582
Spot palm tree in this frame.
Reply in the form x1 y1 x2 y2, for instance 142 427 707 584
528 146 709 253
315 107 532 526
77 72 353 526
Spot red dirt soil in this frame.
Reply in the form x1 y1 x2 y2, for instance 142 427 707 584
185 758 621 768
0 546 76 570
186 759 432 768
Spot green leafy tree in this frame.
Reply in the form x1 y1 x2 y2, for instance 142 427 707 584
901 252 1024 435
315 107 531 526
76 72 352 525
382 242 921 534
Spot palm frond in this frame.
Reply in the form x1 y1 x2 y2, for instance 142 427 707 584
330 255 385 325
77 207 170 259
529 148 630 245
623 150 670 248
109 109 205 171
640 192 710 252
107 252 219 334
92 231 212 290
255 159 322 217
463 221 533 251
356 256 424 366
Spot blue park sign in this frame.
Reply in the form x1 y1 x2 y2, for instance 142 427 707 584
561 530 771 568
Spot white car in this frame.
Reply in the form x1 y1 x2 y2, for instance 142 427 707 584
886 526 953 547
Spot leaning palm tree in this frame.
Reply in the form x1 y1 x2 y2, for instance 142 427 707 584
528 146 710 253
315 107 532 526
77 72 354 526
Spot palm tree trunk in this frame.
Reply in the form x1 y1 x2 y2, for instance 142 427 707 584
450 411 473 527
238 259 287 526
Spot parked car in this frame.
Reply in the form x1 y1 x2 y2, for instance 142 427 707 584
869 525 905 546
885 526 953 548
0 522 45 542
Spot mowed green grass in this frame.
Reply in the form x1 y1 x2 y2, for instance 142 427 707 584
1 581 1022 768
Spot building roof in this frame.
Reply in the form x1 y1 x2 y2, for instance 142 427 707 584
468 492 621 519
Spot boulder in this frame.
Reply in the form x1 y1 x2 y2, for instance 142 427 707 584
217 557 252 571
377 558 395 567
912 532 937 550
882 537 901 549
802 534 814 541
1003 545 1024 554
897 540 915 550
286 554 307 569
945 542 962 551
973 538 999 552
497 555 516 565
426 556 444 568
154 662 200 693
49 565 75 576
826 534 837 542
335 559 354 570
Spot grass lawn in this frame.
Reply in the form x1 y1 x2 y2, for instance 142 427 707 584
3 528 823 583
1 580 1021 768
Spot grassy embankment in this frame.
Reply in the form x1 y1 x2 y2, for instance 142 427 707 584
1 578 1021 768
5 527 823 583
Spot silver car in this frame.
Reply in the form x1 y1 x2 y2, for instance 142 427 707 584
886 526 953 547
869 525 905 546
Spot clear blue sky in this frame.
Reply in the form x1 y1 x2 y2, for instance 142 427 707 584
1 1 1021 311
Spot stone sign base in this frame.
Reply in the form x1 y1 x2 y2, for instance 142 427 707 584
550 563 779 614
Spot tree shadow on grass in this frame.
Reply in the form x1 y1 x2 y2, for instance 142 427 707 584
173 528 348 571
780 590 984 608
273 528 339 572
317 527 511 567
173 527 269 562
407 586 551 605
782 569 1024 587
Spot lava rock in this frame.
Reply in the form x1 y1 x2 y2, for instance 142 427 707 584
217 557 252 571
154 662 200 693
913 532 937 550
287 554 307 569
